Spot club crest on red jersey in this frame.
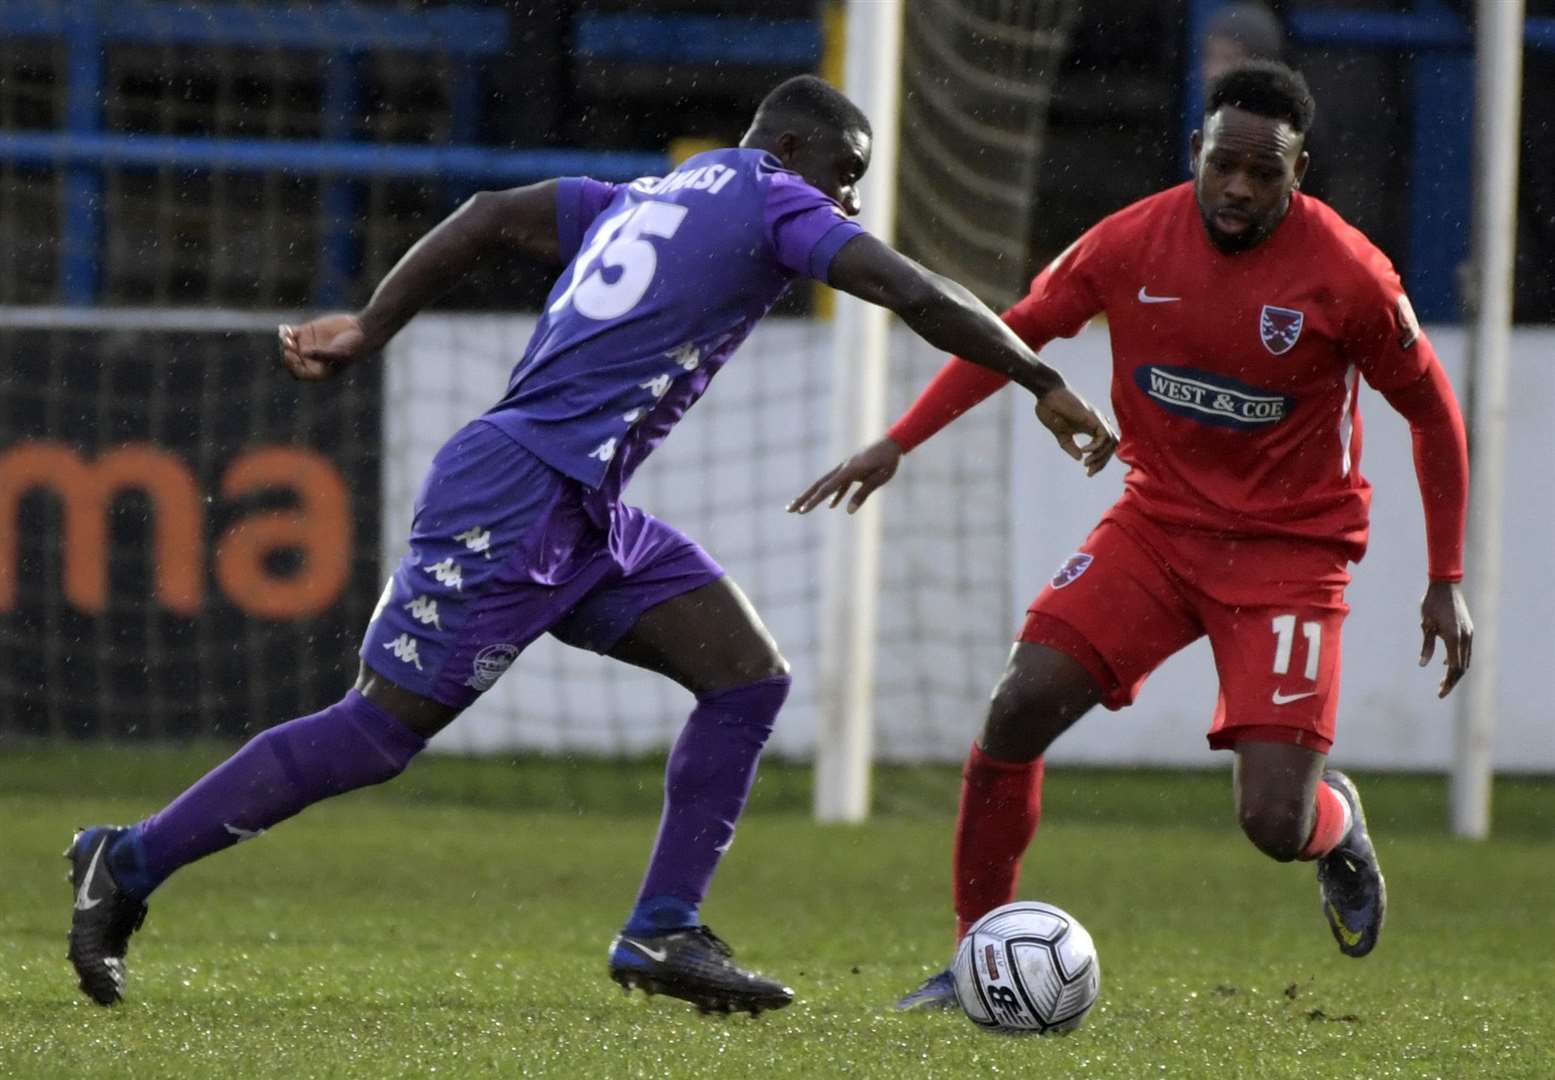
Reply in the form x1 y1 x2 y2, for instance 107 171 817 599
1259 305 1305 356
1051 552 1093 589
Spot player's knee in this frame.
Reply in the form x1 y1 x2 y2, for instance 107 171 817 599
989 671 1044 726
984 674 1067 758
718 646 790 689
1237 798 1309 863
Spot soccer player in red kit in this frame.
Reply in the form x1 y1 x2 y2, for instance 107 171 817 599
791 61 1473 1008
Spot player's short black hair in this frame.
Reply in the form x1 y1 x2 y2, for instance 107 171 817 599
1206 60 1315 134
753 76 872 140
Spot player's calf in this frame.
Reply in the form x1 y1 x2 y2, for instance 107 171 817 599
1236 796 1313 863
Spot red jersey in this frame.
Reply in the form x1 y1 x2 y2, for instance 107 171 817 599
896 183 1441 565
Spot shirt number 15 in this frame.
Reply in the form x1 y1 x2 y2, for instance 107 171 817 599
551 201 690 321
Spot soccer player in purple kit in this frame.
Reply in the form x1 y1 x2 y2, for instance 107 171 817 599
65 77 1117 1014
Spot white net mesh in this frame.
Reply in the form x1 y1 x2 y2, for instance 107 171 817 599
898 0 1080 310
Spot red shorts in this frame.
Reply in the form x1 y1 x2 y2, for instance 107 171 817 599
1019 514 1349 754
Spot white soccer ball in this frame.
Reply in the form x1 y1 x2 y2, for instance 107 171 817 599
951 900 1100 1035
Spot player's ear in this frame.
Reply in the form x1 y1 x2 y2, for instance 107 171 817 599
1293 150 1310 190
773 130 802 167
1188 130 1203 176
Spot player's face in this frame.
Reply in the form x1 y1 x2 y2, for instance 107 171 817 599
1190 106 1309 253
787 127 870 217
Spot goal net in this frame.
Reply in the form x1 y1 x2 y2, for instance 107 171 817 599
897 0 1079 311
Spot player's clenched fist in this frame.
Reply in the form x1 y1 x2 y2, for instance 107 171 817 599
1035 386 1118 477
277 313 371 381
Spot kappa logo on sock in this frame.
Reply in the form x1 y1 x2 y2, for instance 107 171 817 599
465 643 520 691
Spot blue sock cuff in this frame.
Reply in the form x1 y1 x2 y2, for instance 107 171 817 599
624 895 699 936
343 688 428 758
106 825 158 901
694 673 791 708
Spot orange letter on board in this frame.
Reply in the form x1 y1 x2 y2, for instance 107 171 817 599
215 447 351 619
0 441 203 615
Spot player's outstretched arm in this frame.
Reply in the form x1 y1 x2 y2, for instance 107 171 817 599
278 181 563 381
789 235 1117 513
827 234 1062 398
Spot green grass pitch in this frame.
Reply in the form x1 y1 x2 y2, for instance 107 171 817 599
1 747 1551 1078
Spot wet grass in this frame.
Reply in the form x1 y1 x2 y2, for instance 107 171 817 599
1 748 1551 1078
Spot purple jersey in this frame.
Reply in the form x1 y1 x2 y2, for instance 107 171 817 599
482 147 863 499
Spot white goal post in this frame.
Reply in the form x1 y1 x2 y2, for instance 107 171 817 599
1451 0 1525 840
814 0 904 824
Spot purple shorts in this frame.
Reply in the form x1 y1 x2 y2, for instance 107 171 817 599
361 419 723 709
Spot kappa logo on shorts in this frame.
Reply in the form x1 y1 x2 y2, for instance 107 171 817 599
424 557 464 591
454 525 493 559
383 633 424 671
1259 305 1305 355
1051 552 1094 589
465 643 520 692
404 594 442 630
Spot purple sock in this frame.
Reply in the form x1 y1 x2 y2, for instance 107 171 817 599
109 690 425 897
627 675 789 931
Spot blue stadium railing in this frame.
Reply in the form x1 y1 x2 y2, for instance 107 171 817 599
574 12 820 67
0 1 670 306
1184 0 1555 323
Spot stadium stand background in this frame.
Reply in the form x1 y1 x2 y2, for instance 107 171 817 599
5 0 1555 318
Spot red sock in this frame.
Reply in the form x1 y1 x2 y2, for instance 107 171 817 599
1298 778 1351 860
953 742 1044 941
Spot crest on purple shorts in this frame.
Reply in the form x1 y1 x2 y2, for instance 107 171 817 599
465 643 519 692
1259 305 1305 356
1051 552 1094 589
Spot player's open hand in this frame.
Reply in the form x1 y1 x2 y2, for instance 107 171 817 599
278 313 372 381
788 437 903 515
1419 580 1472 698
1036 386 1118 476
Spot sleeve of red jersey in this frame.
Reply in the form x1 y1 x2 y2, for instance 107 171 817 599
1346 246 1468 582
887 227 1111 453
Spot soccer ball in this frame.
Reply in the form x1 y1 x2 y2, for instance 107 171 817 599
951 901 1100 1035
